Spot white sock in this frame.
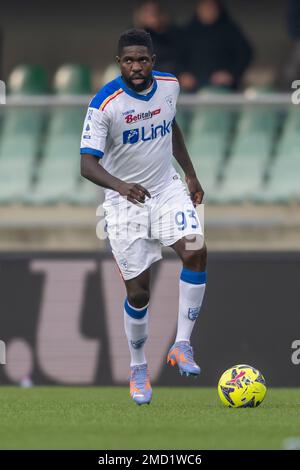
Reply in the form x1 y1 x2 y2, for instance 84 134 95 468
175 268 207 343
124 298 149 367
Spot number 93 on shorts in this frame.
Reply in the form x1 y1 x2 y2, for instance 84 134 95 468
103 177 204 280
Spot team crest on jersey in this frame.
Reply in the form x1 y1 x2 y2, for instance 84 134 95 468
165 95 174 109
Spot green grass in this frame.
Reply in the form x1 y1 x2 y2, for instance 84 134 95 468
0 387 299 450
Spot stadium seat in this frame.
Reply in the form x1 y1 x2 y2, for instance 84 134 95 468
236 105 278 137
25 65 91 204
24 109 86 204
101 63 119 87
212 136 271 203
8 64 48 95
68 176 104 206
281 107 300 134
255 127 300 203
53 64 91 95
0 65 47 204
187 88 234 201
212 101 279 204
175 107 192 138
253 105 300 202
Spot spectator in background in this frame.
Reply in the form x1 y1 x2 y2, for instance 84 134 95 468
281 0 300 88
0 27 3 79
179 0 253 92
133 0 181 75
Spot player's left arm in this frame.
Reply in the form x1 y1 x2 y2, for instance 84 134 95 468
172 119 204 205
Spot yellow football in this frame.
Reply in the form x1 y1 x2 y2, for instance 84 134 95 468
218 364 267 408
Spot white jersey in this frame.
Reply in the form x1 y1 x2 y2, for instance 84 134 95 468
80 70 180 202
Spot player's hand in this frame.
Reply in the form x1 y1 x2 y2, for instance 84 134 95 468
117 182 151 205
185 174 204 206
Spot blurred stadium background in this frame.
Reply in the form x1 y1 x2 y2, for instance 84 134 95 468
0 0 299 390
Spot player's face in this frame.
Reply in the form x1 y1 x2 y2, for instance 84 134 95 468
117 46 156 92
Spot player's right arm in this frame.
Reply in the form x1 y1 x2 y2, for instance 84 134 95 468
80 154 150 205
80 105 150 205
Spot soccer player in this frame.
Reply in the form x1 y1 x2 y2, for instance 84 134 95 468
80 29 207 406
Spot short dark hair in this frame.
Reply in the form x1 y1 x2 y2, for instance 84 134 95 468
118 29 154 56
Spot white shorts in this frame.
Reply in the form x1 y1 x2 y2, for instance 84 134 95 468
103 176 204 280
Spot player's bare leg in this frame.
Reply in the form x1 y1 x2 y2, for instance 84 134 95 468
125 267 151 309
167 236 207 377
124 268 152 405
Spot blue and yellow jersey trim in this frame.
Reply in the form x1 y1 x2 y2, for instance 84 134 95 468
153 70 178 83
89 78 124 112
90 71 178 111
99 88 123 111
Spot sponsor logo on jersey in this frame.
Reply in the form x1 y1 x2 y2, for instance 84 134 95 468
124 108 161 124
122 109 135 116
122 119 172 144
87 109 93 120
123 129 140 144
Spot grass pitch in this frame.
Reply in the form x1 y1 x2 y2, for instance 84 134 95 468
0 387 299 450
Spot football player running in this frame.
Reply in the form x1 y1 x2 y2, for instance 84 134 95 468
80 29 207 406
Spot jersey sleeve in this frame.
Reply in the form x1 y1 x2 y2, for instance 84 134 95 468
80 107 110 158
174 81 180 114
172 80 180 124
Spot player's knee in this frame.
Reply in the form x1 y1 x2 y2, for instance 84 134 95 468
127 289 150 309
182 243 207 270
